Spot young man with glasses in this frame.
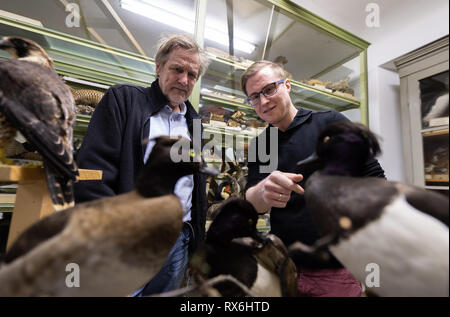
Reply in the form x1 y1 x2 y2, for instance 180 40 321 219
242 61 385 297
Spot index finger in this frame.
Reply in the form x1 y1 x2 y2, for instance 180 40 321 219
271 172 304 194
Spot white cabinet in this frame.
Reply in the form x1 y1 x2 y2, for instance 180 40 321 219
396 36 449 196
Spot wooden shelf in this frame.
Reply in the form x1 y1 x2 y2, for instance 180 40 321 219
422 128 449 137
0 165 102 250
425 178 449 182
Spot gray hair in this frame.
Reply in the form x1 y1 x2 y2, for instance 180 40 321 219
155 34 210 78
241 60 287 95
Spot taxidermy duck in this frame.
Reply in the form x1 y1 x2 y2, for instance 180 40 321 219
0 136 217 296
191 198 298 297
0 36 78 211
291 121 449 297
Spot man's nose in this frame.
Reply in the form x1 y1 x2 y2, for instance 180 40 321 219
178 72 189 85
259 93 270 104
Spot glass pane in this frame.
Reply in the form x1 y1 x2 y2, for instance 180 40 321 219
0 0 196 59
200 0 271 155
204 0 273 62
266 7 362 104
201 0 273 123
0 22 155 85
419 71 449 129
422 129 449 186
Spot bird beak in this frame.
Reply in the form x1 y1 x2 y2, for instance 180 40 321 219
187 148 219 176
296 152 322 171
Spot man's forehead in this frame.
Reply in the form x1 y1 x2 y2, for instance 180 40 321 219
168 48 199 62
248 69 278 92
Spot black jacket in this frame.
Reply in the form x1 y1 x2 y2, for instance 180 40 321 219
245 108 385 268
74 80 208 252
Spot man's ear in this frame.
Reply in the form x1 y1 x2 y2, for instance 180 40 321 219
155 63 160 77
285 79 291 92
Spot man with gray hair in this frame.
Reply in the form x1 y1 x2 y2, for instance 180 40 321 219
74 34 210 296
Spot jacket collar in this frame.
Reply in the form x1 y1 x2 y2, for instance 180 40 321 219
146 80 169 116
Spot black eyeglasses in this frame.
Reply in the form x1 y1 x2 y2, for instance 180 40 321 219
246 79 286 106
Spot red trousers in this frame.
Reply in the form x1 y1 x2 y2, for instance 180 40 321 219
297 266 362 297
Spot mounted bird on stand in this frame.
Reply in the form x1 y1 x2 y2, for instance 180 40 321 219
0 36 78 211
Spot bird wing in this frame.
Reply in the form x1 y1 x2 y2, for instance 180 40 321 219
305 174 449 237
3 207 75 263
0 60 77 180
252 234 298 297
395 182 449 226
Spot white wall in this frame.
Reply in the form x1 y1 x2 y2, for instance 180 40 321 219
292 0 449 182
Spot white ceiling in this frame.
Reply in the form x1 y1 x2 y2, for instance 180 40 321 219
292 0 449 45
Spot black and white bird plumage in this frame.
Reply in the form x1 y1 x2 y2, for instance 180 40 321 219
0 136 217 296
191 198 298 297
292 121 449 297
0 36 78 210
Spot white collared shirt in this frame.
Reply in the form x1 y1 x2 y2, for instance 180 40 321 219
143 103 193 222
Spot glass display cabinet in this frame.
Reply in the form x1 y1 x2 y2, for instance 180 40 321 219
395 36 449 197
0 0 371 239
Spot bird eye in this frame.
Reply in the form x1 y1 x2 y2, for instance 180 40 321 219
323 136 330 143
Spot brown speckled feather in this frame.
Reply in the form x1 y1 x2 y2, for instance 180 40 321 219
0 37 78 210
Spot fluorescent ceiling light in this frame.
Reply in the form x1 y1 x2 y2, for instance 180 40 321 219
120 0 256 54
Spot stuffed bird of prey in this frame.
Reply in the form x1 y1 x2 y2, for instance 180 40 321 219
0 136 217 296
291 121 449 297
0 36 78 210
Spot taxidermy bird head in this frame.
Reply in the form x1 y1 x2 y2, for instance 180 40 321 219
137 136 218 198
206 198 261 245
297 121 381 177
0 36 54 68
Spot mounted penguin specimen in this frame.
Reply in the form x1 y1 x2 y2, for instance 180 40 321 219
291 121 449 297
0 136 217 296
0 36 78 211
191 198 298 297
